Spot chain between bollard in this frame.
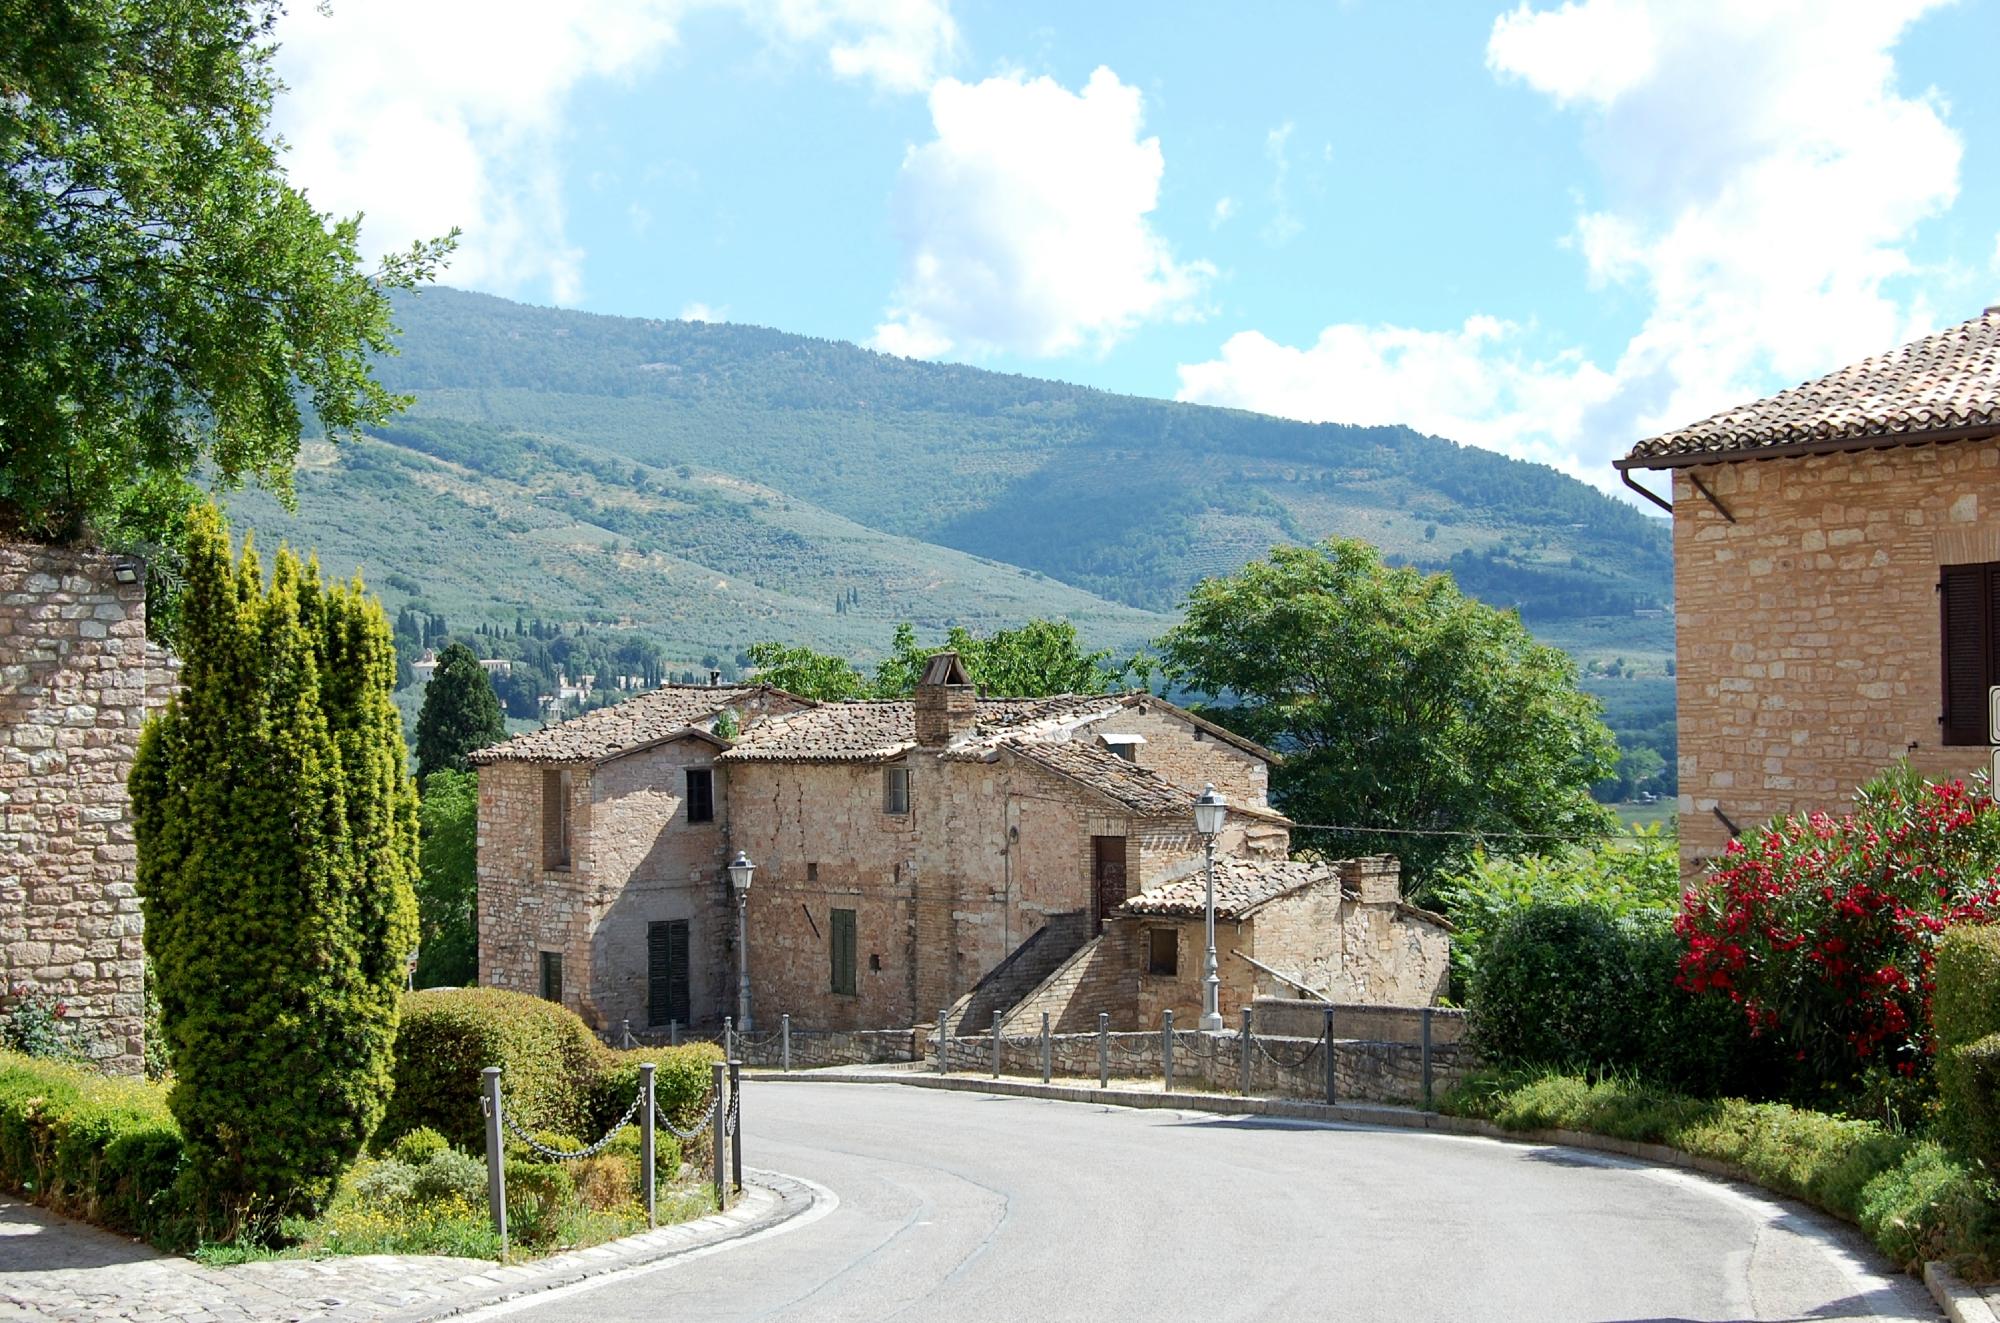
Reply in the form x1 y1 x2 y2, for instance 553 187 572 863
502 1088 642 1160
654 1095 720 1141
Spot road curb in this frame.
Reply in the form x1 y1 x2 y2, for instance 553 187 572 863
394 1170 818 1322
759 1067 1989 1314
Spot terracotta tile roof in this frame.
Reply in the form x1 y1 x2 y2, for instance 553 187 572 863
1000 738 1196 816
719 695 1122 763
1620 308 2000 469
468 685 761 764
1120 856 1333 920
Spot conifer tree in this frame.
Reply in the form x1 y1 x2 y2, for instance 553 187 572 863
131 505 418 1224
415 642 507 777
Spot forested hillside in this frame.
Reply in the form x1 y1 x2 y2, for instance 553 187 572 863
228 285 1675 795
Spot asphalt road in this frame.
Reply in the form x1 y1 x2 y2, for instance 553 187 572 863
484 1081 1938 1323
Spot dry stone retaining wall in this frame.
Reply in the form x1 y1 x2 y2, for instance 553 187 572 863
0 543 168 1074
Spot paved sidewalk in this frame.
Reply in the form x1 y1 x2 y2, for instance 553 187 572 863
0 1172 815 1323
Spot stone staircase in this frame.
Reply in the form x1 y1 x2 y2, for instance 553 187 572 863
946 910 1091 1036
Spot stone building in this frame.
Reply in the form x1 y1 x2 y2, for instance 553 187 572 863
1 543 171 1074
1614 304 2000 876
474 652 1446 1034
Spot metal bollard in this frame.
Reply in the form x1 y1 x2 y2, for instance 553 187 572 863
639 1062 657 1228
1098 1012 1109 1089
991 1010 1002 1078
724 1015 734 1062
1162 1009 1175 1094
620 1018 633 1050
711 1061 729 1211
1240 1006 1253 1095
728 1059 743 1193
1040 1011 1051 1084
1323 1006 1336 1106
481 1066 508 1255
937 1008 949 1074
781 1014 791 1073
1421 1007 1434 1108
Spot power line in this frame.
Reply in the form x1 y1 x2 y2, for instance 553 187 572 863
1283 819 1670 845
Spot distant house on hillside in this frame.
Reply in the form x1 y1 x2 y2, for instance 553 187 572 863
1616 304 2000 877
469 655 1448 1035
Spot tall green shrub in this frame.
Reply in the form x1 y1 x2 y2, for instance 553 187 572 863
414 771 479 988
131 506 418 1224
415 643 506 777
1935 926 2000 1162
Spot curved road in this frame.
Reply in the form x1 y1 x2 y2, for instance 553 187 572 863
488 1082 1937 1322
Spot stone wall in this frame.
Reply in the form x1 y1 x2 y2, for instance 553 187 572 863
0 543 166 1074
931 1025 1471 1106
1671 443 2000 876
1250 998 1466 1046
477 760 594 1010
1075 703 1269 806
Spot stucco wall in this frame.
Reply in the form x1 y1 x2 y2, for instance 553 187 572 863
0 544 166 1074
1670 441 2000 875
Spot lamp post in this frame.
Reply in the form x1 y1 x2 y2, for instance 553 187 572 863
1194 783 1227 1031
728 850 755 1032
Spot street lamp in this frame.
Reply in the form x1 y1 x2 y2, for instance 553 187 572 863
728 850 756 1032
1193 784 1227 1031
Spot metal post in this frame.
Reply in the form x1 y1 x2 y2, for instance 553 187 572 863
728 1059 743 1193
736 892 752 1032
1323 1006 1336 1106
481 1066 508 1255
1098 1012 1109 1089
1040 1011 1051 1084
620 1018 633 1050
1162 1009 1175 1094
1200 835 1223 1031
936 1008 949 1074
781 1013 791 1073
991 1010 1002 1078
724 1015 734 1062
711 1061 728 1211
1421 1006 1434 1108
639 1062 657 1228
1239 1006 1253 1096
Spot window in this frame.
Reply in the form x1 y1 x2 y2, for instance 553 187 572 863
685 767 714 824
1940 562 2000 745
830 908 858 994
806 862 819 882
539 950 563 1002
1098 733 1144 763
1147 928 1179 976
883 765 910 815
647 921 691 1027
542 769 572 869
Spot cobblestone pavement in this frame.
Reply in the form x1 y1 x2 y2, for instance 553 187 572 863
0 1175 813 1323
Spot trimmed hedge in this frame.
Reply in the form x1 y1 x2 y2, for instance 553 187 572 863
379 988 722 1154
1444 1070 2000 1275
0 1051 191 1249
1937 927 2000 1164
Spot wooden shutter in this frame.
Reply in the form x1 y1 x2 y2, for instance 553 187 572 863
830 909 856 995
685 769 714 824
1941 563 1991 746
539 950 563 1002
648 921 690 1027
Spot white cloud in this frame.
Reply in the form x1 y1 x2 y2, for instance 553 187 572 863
1211 196 1237 228
1179 0 1963 490
272 0 956 306
870 66 1212 359
679 301 728 322
1261 121 1302 246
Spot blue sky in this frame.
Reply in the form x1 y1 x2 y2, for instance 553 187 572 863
270 0 2000 491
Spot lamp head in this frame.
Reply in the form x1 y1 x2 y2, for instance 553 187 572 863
727 850 755 894
1193 783 1227 838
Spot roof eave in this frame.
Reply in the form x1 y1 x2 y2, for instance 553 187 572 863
1615 422 2000 473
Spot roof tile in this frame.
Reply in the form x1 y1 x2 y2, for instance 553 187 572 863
468 685 760 764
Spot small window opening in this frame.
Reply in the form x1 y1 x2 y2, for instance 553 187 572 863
685 767 715 823
1147 928 1179 977
883 766 910 815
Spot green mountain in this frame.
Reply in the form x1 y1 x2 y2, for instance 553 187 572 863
227 285 1674 789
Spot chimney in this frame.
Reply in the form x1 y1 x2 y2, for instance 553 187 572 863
1337 854 1403 908
912 651 977 747
709 668 722 687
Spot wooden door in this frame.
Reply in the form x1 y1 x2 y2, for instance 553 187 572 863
1092 836 1128 933
648 920 691 1027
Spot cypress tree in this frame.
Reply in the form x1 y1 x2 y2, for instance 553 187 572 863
131 506 418 1225
415 642 507 777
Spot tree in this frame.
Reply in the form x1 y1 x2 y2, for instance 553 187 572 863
0 1 453 617
874 620 1141 697
130 505 418 1224
415 643 507 777
413 770 478 989
741 640 873 701
1158 539 1617 894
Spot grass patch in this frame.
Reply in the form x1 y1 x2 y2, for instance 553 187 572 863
1442 1070 2000 1276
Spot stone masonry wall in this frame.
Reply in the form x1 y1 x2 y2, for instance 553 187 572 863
1075 705 1269 806
0 544 165 1074
1250 998 1466 1045
477 761 593 1012
1671 442 2000 876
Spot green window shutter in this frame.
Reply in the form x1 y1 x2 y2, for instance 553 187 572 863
831 908 856 995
